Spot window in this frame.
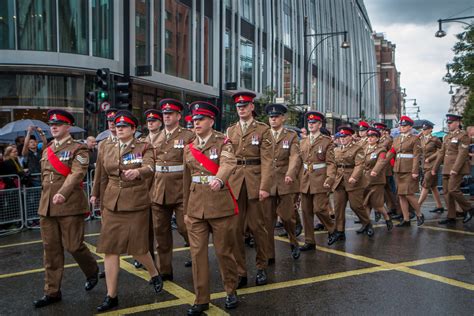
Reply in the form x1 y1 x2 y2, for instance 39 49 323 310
16 0 57 51
224 30 231 83
153 0 161 71
283 60 291 100
203 14 212 85
195 0 202 82
136 0 149 65
0 0 15 49
240 0 254 24
282 0 291 47
92 0 113 59
59 0 89 55
165 0 192 80
240 37 254 90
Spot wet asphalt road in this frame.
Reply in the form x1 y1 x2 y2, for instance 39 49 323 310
0 197 473 316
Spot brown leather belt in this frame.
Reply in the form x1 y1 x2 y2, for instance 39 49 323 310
237 159 261 165
337 164 354 168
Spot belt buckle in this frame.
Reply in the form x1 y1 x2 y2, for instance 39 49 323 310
162 166 169 172
200 176 208 184
308 164 313 172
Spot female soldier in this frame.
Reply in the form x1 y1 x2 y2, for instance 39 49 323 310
362 128 393 230
91 110 163 312
386 116 425 227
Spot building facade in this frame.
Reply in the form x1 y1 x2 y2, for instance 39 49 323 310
0 0 378 135
448 86 469 116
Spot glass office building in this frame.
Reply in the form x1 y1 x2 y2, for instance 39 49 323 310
0 0 378 134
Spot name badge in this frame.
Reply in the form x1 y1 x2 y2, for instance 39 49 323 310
210 148 218 160
251 134 260 145
370 153 378 160
282 140 289 149
451 138 458 143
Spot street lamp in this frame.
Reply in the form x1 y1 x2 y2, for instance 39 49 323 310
303 17 350 110
359 66 390 118
434 16 474 38
444 64 452 79
449 85 454 94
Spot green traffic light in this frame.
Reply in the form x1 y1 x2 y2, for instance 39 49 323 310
98 91 108 100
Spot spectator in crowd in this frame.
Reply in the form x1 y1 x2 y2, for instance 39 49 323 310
14 136 25 156
22 126 47 187
0 146 26 188
86 136 98 171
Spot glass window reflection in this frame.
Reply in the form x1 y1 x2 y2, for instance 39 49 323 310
240 37 253 90
92 0 113 59
59 0 89 55
0 0 15 49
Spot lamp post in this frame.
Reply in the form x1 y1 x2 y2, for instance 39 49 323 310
435 16 474 38
383 88 403 122
303 17 349 111
359 65 390 118
403 98 417 116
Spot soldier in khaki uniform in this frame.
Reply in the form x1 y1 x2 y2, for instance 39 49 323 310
386 116 425 227
356 121 370 146
93 111 163 312
150 99 194 280
226 91 271 287
332 126 373 239
432 114 472 224
34 110 99 308
361 128 393 230
299 111 338 251
374 122 399 218
261 104 301 262
183 101 239 315
417 122 444 213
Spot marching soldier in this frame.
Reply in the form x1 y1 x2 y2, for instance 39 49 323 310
262 104 302 262
361 128 393 230
432 114 472 224
226 91 271 287
185 115 194 130
374 122 399 219
356 121 370 146
299 111 338 251
150 99 194 280
183 101 239 315
93 110 163 312
418 122 444 213
34 110 99 308
332 126 373 239
386 116 425 227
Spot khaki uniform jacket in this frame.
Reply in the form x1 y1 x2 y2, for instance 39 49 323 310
420 135 442 170
91 135 118 203
356 137 368 147
226 120 272 199
38 136 89 216
386 133 421 174
299 133 336 194
266 128 301 196
379 135 393 176
433 129 470 175
361 144 388 186
183 131 237 219
151 127 194 205
100 139 154 212
332 142 364 192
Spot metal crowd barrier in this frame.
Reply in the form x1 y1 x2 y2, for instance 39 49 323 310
0 174 24 236
88 169 101 219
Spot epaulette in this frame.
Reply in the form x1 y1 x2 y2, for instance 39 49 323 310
255 120 270 128
227 121 238 128
284 128 297 136
321 134 332 140
214 131 226 138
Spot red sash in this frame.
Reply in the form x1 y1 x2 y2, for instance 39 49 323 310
189 143 239 214
47 146 72 177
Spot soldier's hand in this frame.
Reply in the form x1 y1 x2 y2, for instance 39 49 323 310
412 173 419 179
370 171 377 177
284 176 293 184
52 193 65 205
323 182 330 189
259 190 270 201
209 179 221 191
348 177 357 184
431 169 436 176
450 170 458 176
123 169 140 180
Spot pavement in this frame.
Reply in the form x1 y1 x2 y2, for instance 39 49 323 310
0 197 473 315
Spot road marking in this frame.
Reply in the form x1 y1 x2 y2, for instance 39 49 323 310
0 232 101 249
419 225 474 236
276 236 474 291
83 243 228 316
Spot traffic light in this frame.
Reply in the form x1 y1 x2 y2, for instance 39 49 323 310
115 81 132 110
85 91 98 113
96 68 110 102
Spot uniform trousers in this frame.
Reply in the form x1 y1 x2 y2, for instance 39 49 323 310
186 215 238 304
443 174 471 219
334 185 370 231
263 193 298 260
40 215 98 295
234 181 268 277
301 192 335 245
151 202 188 275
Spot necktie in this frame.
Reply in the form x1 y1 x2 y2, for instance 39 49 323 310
310 135 314 145
273 131 278 140
198 140 205 149
242 122 248 134
166 132 171 141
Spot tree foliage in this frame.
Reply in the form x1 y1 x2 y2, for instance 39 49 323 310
444 24 474 126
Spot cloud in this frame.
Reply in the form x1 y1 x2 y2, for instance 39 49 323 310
364 0 471 130
364 0 474 26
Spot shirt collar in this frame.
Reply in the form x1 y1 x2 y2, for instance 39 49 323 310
310 131 321 139
197 133 212 146
240 118 254 128
55 135 72 147
165 126 178 135
119 139 133 148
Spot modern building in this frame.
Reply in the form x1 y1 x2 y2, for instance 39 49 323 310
373 32 402 128
448 85 469 116
0 0 379 135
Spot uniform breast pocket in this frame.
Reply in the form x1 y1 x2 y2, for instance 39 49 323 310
316 151 326 161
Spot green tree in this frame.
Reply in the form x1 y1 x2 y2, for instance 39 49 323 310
444 24 474 126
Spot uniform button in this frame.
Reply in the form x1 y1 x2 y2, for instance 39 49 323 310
164 151 167 154
201 171 204 174
243 148 246 151
200 163 203 166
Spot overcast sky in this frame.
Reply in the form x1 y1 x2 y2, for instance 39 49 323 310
364 0 473 130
